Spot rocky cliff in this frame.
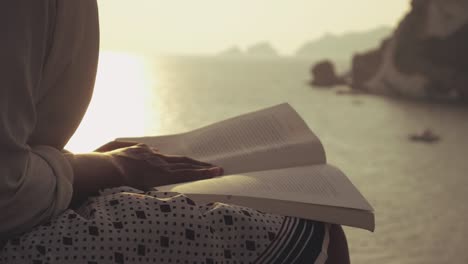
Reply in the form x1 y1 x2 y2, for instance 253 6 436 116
351 0 468 102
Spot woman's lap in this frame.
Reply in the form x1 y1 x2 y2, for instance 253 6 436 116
1 187 329 264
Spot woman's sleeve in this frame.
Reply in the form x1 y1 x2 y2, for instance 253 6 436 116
0 1 74 237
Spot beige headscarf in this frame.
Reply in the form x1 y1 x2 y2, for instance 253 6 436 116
0 0 99 238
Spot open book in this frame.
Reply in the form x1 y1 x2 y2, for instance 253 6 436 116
118 103 375 231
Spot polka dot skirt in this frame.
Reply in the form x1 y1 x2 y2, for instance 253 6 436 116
0 187 329 264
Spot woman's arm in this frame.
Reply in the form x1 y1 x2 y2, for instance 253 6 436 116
0 1 75 238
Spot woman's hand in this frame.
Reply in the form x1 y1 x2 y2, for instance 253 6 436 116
107 143 223 190
66 142 223 206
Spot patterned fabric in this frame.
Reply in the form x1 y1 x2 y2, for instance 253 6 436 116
0 187 329 264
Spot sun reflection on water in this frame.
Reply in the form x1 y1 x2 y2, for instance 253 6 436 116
66 51 159 153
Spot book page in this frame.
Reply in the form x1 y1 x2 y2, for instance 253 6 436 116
183 104 325 174
118 134 186 155
185 194 375 231
119 104 326 174
157 164 373 212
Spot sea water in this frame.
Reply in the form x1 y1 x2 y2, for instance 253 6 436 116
70 53 468 263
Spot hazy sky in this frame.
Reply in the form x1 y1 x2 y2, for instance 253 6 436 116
98 0 410 55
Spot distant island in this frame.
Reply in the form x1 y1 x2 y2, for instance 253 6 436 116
246 42 279 57
295 26 392 62
218 28 391 60
219 46 244 56
218 42 279 58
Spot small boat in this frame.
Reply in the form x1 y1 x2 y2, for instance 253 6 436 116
409 129 440 143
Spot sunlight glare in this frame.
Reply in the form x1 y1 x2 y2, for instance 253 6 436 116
66 52 156 153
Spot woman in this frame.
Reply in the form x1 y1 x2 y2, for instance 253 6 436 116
0 1 349 263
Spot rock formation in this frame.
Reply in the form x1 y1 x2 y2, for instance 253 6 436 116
219 46 243 57
246 42 279 57
310 60 346 87
350 0 468 102
218 43 280 58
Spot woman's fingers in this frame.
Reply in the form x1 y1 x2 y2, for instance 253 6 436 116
161 154 214 167
94 141 140 152
115 144 160 160
107 143 224 188
169 167 223 183
124 145 214 168
166 163 212 171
